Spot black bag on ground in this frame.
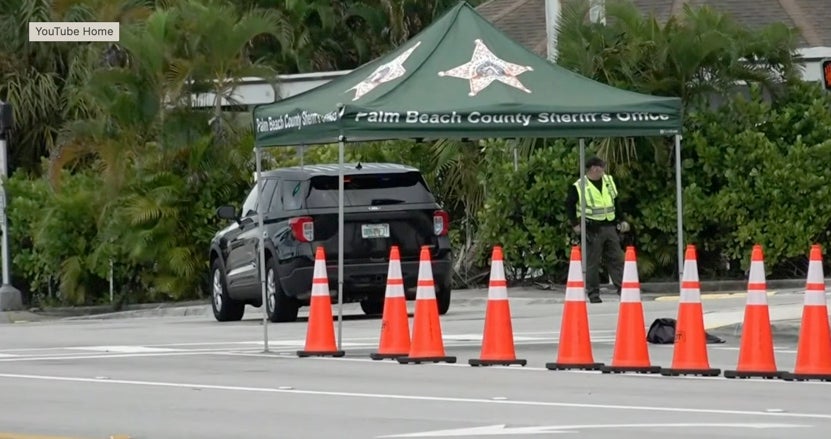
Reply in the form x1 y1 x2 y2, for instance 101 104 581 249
647 318 677 344
646 318 726 344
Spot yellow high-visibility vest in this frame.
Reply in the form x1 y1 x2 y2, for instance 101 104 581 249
574 175 617 221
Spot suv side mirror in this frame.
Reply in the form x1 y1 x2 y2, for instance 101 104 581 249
216 205 238 222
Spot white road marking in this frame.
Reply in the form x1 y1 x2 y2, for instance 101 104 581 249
0 337 618 360
207 353 831 387
713 347 797 354
0 331 618 353
65 346 180 353
0 372 830 420
379 422 810 437
443 334 555 342
0 349 261 362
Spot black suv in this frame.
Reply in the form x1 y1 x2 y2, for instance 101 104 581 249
208 162 453 322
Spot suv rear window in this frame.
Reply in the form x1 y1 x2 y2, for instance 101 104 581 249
305 172 435 208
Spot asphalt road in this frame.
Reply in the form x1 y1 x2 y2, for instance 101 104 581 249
0 288 829 439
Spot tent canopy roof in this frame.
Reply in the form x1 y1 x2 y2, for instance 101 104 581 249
252 1 683 148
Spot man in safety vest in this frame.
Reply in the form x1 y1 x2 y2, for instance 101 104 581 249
565 156 630 303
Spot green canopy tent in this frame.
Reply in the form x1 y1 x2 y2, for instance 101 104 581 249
249 1 684 350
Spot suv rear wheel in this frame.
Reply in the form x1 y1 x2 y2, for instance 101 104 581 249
266 257 300 322
211 259 245 321
360 299 384 315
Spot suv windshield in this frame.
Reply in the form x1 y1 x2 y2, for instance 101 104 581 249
305 171 435 208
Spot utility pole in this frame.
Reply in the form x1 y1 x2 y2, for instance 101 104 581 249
0 100 23 311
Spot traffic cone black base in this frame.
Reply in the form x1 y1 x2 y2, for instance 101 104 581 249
545 361 604 371
660 367 721 377
469 358 527 367
297 349 346 358
781 372 831 382
723 369 784 379
370 352 406 360
397 355 457 365
600 365 662 374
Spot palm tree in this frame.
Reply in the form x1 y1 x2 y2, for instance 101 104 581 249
172 0 286 134
555 0 801 108
0 0 153 174
370 0 486 46
42 0 281 301
552 0 801 164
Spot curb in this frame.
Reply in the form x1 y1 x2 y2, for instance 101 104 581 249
50 288 678 321
707 319 807 341
60 303 213 321
12 278 829 322
655 290 782 302
0 310 56 324
640 278 831 294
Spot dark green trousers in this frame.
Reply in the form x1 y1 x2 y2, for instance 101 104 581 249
585 223 624 298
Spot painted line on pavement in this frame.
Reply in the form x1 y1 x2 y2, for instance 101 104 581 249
64 346 180 353
0 433 94 439
655 291 781 302
210 352 831 386
379 422 811 437
712 346 797 354
1 372 830 420
0 338 617 362
0 332 619 354
0 349 263 362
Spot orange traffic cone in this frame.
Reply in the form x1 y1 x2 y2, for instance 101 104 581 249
370 246 411 360
546 245 604 371
397 246 456 364
782 244 831 382
724 244 784 379
660 244 721 377
469 246 526 367
601 246 661 374
297 246 345 358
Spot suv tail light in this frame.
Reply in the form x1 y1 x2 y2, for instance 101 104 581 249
433 210 449 236
289 216 314 242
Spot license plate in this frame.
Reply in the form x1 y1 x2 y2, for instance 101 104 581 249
361 223 389 239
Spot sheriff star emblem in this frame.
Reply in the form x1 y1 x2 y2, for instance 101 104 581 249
347 41 422 101
438 39 534 96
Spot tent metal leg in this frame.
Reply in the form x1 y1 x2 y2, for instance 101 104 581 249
578 139 586 276
337 138 345 351
674 134 684 290
255 147 269 353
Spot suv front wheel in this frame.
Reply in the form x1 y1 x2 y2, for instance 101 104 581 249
266 257 300 323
